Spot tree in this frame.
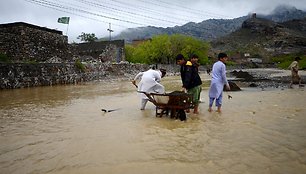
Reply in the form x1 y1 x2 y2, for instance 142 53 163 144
149 35 171 64
77 32 98 42
125 34 210 65
125 44 135 62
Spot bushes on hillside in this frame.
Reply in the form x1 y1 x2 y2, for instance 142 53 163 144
272 54 306 69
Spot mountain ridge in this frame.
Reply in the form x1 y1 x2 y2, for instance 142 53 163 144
112 5 306 42
210 16 306 60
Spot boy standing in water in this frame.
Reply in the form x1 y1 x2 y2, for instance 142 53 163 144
176 54 202 114
208 53 230 113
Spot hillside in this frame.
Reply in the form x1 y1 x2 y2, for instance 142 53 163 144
114 17 248 42
112 5 306 42
210 16 306 61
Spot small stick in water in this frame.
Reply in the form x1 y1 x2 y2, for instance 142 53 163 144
101 108 120 113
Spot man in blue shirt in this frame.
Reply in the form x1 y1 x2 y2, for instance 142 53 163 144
208 53 230 113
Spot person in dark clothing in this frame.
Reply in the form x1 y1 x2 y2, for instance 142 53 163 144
176 54 202 114
190 54 203 103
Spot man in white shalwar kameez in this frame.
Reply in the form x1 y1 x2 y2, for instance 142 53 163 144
208 53 230 112
132 68 166 110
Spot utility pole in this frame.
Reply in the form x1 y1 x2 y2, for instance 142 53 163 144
107 23 114 41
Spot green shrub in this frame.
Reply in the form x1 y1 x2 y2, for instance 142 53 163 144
75 59 85 72
225 60 236 66
272 54 306 69
299 59 306 69
0 53 11 63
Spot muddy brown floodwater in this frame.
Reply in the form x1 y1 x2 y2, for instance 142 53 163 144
1 70 306 174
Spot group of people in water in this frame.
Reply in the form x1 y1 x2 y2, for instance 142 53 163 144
132 53 303 115
132 52 231 114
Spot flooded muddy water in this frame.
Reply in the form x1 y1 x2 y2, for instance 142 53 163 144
1 71 306 174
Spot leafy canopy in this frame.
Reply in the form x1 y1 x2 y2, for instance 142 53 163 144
77 32 98 42
125 34 210 64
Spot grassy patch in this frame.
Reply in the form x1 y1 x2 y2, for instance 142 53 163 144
272 54 306 69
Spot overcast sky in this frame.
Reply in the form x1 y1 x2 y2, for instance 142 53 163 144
1 0 306 42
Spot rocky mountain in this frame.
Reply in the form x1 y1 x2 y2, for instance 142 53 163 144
210 16 306 61
259 5 306 22
113 5 306 42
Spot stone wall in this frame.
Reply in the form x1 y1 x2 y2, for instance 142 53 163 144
0 22 74 63
77 40 125 63
0 22 125 63
0 22 179 89
0 63 149 89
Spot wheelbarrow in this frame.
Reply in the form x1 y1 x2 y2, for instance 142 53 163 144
139 91 193 121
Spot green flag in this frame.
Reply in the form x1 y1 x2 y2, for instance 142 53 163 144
57 17 70 24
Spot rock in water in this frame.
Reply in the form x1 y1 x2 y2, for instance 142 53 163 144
224 81 241 91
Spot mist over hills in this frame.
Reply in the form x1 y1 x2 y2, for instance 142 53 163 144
261 5 306 22
112 5 306 42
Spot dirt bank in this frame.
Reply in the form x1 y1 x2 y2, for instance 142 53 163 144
227 68 306 89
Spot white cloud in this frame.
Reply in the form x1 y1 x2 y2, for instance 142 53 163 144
1 0 305 42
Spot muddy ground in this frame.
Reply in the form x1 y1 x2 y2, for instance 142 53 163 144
227 68 306 89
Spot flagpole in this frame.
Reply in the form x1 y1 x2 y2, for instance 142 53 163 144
66 23 69 36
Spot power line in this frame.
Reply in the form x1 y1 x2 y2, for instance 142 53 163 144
26 0 146 26
74 0 175 27
107 0 204 23
72 0 214 30
135 0 233 19
24 0 223 37
26 0 185 29
153 0 234 19
75 0 185 26
25 0 124 27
